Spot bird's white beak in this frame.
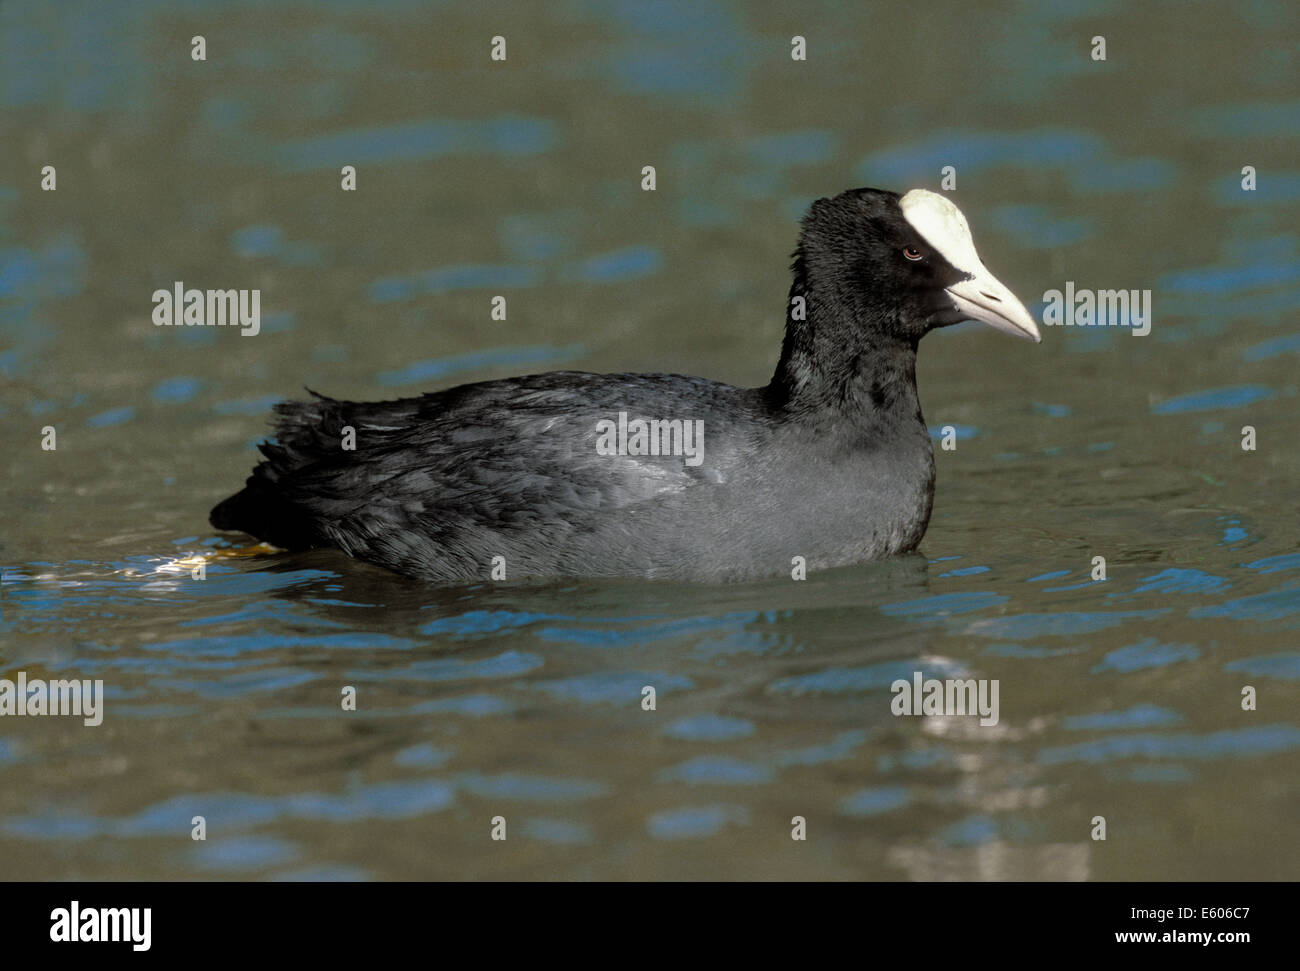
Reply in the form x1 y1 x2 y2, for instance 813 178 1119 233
899 188 1042 343
945 267 1041 343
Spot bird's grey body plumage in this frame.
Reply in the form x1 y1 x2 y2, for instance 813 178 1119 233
214 366 934 581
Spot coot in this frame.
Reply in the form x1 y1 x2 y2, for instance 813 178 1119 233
211 187 1040 582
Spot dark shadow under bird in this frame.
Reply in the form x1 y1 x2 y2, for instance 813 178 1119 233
211 187 1040 582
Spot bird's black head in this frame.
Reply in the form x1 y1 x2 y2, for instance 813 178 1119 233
768 187 1039 413
794 186 1040 345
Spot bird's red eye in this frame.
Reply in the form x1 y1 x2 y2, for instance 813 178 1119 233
903 246 923 261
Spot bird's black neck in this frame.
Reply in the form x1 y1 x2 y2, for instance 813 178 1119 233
763 251 922 429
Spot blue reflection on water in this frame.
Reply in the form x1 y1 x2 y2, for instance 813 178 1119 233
1063 705 1183 731
1093 638 1198 673
1225 654 1300 680
1243 333 1300 361
659 756 772 785
1151 386 1274 414
566 246 662 283
275 117 557 171
647 804 749 840
840 786 910 817
1039 725 1300 764
663 714 756 741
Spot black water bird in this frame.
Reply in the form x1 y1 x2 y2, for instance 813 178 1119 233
211 187 1040 582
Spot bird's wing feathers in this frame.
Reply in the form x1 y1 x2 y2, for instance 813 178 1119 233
254 372 750 533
